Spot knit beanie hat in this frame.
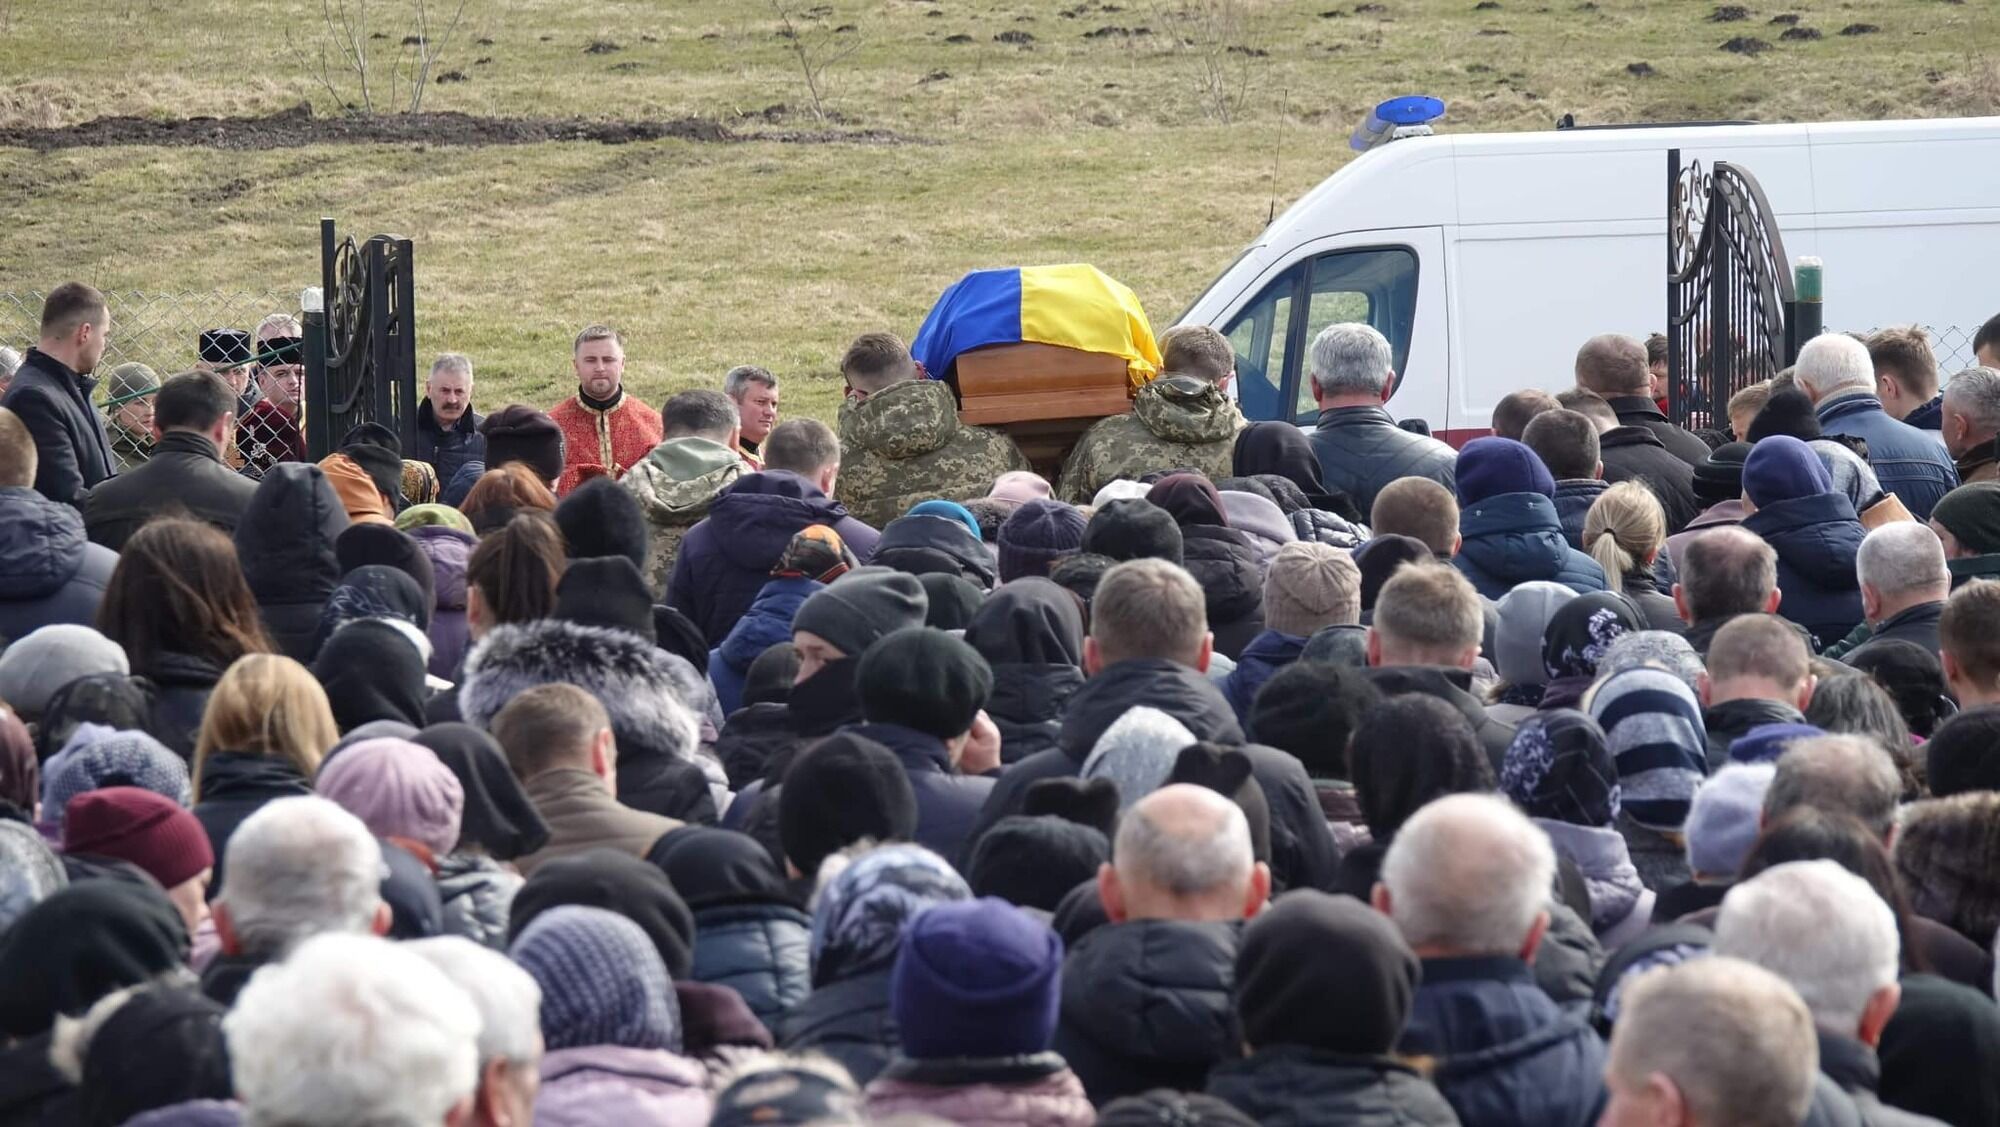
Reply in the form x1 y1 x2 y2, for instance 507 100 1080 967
988 471 1052 511
1931 482 2000 556
1684 762 1776 877
510 904 683 1053
1726 722 1825 766
314 738 465 858
1235 890 1418 1055
1599 630 1705 696
790 568 928 659
918 573 984 631
335 524 437 617
710 1057 862 1127
1927 705 2000 798
966 814 1110 913
554 557 657 643
1693 442 1752 506
396 502 476 535
1082 705 1197 812
554 477 650 569
506 849 696 978
1456 436 1556 504
1081 498 1184 565
42 728 191 835
481 405 564 484
778 733 919 880
1743 435 1833 508
1588 667 1710 830
1353 534 1433 613
1169 743 1271 863
891 897 1064 1059
857 628 993 741
1096 1092 1257 1127
1746 387 1822 443
0 625 130 719
771 525 856 583
60 788 214 891
1495 582 1577 687
998 499 1087 583
907 499 983 541
1263 541 1361 637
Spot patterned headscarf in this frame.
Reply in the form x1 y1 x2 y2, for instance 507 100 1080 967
1501 709 1621 827
1542 592 1647 682
808 843 969 986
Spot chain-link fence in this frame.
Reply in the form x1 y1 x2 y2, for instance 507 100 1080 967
0 289 313 474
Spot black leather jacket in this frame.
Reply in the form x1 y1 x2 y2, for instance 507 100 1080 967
1308 406 1457 516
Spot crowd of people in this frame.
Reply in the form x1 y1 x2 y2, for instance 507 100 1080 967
2 277 2000 1127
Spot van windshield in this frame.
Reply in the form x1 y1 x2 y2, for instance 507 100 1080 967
1219 246 1418 424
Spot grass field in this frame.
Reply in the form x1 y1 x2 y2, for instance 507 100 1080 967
3 0 1997 421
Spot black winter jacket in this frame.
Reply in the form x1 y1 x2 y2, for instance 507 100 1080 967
1207 1045 1463 1127
1703 697 1805 765
142 651 228 758
0 485 116 645
1054 918 1242 1105
1741 491 1867 651
985 662 1081 765
1598 424 1703 534
1607 396 1712 467
691 901 812 1033
234 463 350 661
82 431 257 551
1618 569 1685 634
193 752 313 896
778 968 899 1087
0 349 114 506
1845 601 1945 665
1400 956 1607 1127
1179 524 1265 660
1366 665 1518 775
848 722 993 864
410 400 485 487
1310 406 1457 517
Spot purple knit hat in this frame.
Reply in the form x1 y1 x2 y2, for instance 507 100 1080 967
314 738 464 856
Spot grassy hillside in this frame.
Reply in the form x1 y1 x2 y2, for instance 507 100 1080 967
2 0 1995 419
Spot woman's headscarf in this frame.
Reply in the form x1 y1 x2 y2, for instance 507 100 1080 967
312 618 430 733
1588 667 1709 830
964 577 1085 668
506 848 695 979
1542 592 1647 683
1233 422 1329 497
510 904 683 1053
1145 473 1229 530
412 723 548 860
1501 709 1620 827
808 843 968 986
646 826 794 911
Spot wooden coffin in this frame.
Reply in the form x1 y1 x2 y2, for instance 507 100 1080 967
955 342 1132 480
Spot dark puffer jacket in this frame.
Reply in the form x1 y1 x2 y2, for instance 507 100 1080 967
1550 479 1610 551
436 853 520 950
1400 956 1606 1127
667 471 880 647
192 751 314 896
1816 393 1957 521
0 485 117 644
1207 1046 1463 1127
846 722 993 866
984 662 1080 764
1180 524 1266 659
707 577 820 718
778 968 899 1087
234 463 351 661
1740 491 1866 651
1454 492 1608 600
1054 918 1243 1105
691 902 812 1032
1222 629 1307 725
409 524 476 680
1309 406 1457 517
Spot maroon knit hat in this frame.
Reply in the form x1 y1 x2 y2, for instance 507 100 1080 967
61 787 215 890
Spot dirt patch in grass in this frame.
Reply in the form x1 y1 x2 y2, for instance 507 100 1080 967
0 103 919 151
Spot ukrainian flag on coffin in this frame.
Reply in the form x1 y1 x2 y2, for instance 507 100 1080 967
910 264 1164 394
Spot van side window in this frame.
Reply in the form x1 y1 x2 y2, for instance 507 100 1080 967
1219 248 1419 424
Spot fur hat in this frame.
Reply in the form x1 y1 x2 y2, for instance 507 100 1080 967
461 619 701 764
555 477 650 569
778 734 918 880
481 405 564 484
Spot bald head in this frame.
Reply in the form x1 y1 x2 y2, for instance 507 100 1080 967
1100 783 1268 924
1575 334 1651 398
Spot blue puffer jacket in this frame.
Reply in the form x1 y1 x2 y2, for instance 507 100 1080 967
690 901 812 1033
1400 956 1607 1127
1815 393 1957 520
1222 629 1307 725
1454 492 1608 600
1549 479 1609 552
1741 490 1866 651
707 576 823 716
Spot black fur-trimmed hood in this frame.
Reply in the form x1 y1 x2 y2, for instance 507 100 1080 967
460 619 700 762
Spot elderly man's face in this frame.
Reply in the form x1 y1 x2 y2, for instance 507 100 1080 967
428 367 473 425
736 382 780 444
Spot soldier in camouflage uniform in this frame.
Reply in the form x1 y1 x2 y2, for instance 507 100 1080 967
103 361 159 470
623 388 746 595
1057 324 1246 504
835 331 1031 529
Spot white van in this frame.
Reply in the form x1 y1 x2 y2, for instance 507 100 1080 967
1176 115 2000 441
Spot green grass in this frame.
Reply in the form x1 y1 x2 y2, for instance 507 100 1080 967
3 0 1996 421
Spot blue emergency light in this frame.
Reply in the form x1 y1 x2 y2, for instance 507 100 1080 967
1350 95 1448 152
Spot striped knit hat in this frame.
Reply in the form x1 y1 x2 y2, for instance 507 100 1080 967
1587 667 1709 831
509 905 682 1053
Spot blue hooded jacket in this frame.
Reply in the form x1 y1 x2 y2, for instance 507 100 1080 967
1740 490 1866 651
707 576 823 716
1454 493 1608 600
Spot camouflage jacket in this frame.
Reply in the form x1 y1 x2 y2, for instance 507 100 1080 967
622 435 746 596
837 379 1030 529
1056 375 1245 504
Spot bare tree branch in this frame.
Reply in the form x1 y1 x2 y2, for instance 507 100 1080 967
771 0 859 125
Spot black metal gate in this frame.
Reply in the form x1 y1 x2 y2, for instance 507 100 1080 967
1665 152 1803 432
303 218 418 460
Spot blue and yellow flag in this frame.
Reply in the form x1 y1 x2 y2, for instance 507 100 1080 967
910 264 1163 393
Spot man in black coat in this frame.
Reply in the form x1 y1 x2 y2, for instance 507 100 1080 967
1845 521 1950 665
83 371 257 551
1559 387 1702 534
0 283 116 506
1304 322 1456 516
1575 333 1713 467
1364 561 1517 771
965 558 1339 893
409 353 485 486
1699 614 1812 765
